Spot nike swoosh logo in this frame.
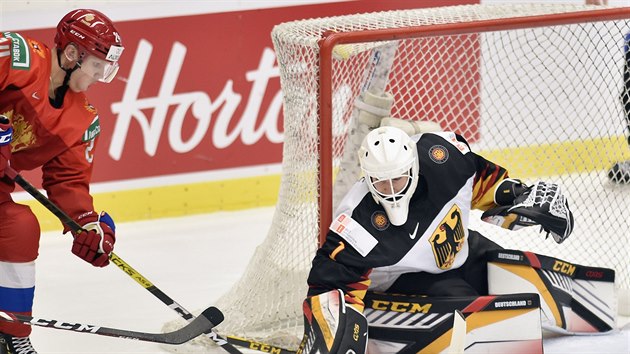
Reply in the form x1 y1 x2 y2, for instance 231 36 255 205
32 92 40 100
409 222 419 239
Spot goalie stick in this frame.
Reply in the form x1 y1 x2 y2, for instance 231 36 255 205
332 40 399 212
0 306 223 345
4 166 244 354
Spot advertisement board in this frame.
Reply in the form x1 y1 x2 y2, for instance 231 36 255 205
7 0 474 229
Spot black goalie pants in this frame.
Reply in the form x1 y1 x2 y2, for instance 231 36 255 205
386 230 501 297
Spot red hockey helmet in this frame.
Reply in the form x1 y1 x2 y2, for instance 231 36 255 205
55 9 124 64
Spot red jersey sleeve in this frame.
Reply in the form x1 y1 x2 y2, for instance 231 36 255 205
42 134 98 231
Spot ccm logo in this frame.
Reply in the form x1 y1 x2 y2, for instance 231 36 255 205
70 29 85 39
585 270 604 279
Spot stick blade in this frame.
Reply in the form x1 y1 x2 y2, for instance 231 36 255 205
200 306 224 327
163 307 224 345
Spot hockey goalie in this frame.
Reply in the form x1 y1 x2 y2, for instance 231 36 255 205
297 92 616 354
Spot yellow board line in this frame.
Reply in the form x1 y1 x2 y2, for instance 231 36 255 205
478 135 629 178
26 174 281 232
23 135 630 232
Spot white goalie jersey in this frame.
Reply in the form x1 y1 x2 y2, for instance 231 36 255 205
307 131 512 309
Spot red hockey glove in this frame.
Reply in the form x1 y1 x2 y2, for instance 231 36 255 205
72 211 116 267
0 114 13 177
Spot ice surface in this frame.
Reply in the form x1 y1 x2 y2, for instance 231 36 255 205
31 207 628 353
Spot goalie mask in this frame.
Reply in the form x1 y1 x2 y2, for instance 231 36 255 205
55 9 124 83
359 126 419 226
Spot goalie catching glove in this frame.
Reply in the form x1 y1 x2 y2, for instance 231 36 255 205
482 179 574 244
71 211 116 267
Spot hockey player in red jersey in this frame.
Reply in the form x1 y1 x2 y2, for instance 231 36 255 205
297 125 589 354
0 9 124 353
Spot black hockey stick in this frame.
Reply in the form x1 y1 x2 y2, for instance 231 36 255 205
0 307 223 345
4 166 244 353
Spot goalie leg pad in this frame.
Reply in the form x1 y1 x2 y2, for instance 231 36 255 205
487 249 616 334
363 291 543 354
298 289 368 354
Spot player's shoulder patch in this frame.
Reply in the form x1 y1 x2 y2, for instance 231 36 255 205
425 131 470 155
27 38 46 59
83 116 101 142
1 32 31 70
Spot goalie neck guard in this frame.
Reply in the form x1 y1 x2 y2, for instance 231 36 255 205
358 126 419 226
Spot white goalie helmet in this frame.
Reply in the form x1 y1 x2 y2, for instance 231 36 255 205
358 126 419 226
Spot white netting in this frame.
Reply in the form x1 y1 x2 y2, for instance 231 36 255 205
163 4 630 352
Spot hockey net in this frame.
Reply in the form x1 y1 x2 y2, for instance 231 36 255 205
164 4 630 352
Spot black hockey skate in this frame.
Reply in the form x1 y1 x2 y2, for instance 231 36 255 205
608 160 630 184
0 333 37 354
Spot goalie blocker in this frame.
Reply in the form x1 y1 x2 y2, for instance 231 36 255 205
298 289 369 354
487 249 616 334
